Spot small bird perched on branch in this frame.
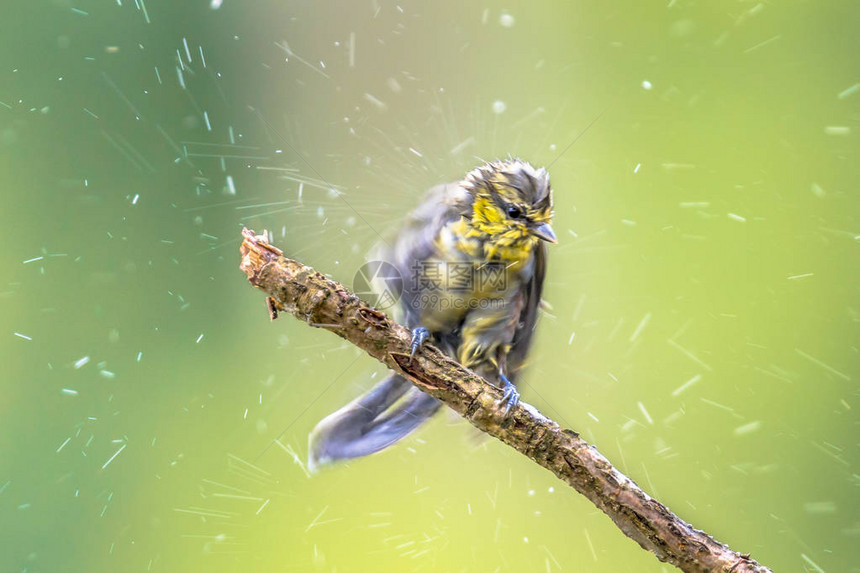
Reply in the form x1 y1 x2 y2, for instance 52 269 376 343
309 159 556 468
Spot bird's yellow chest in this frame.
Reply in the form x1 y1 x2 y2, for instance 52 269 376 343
449 218 534 269
424 219 534 303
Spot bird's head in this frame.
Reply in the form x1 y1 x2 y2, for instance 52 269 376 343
461 159 557 246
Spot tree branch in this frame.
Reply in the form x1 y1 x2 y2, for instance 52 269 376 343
238 228 772 573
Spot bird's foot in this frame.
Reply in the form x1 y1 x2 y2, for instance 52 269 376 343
497 372 519 416
409 326 430 363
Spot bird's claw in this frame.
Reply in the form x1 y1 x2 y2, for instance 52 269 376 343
498 372 519 416
409 326 430 363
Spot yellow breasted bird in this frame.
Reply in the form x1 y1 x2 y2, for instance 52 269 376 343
309 159 556 468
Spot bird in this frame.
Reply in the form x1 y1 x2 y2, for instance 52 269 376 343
309 158 556 469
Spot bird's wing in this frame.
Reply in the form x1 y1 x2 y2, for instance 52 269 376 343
506 241 547 378
380 182 469 328
390 182 468 265
308 182 467 469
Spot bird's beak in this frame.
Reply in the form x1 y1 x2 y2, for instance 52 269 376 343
531 222 558 243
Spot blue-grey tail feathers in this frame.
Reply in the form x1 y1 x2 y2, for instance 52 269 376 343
308 374 441 470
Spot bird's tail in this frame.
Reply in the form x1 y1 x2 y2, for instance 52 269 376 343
308 374 441 470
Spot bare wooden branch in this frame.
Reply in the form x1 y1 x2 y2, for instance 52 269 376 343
239 227 772 573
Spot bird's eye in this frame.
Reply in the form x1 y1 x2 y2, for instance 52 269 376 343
506 205 523 219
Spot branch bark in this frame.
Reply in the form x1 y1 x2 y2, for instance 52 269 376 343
239 228 772 573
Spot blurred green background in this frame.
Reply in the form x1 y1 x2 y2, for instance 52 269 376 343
1 0 857 571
